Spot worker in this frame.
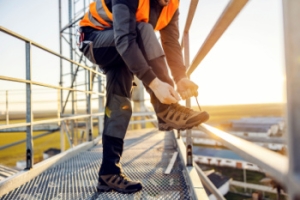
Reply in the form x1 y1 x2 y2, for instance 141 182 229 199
78 0 209 194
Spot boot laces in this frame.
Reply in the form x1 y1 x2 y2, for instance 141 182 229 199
170 103 193 116
118 173 130 185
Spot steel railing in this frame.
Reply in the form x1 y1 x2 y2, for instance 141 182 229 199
0 25 106 170
181 0 300 199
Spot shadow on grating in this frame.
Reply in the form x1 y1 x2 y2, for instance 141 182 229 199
0 130 191 200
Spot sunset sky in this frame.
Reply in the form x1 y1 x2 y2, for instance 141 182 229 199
0 0 285 112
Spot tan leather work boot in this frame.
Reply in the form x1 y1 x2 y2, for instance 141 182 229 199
157 103 209 131
97 174 142 194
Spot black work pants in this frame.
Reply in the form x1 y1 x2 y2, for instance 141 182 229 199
80 22 173 176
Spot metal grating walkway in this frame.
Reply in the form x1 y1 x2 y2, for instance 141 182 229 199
0 129 191 200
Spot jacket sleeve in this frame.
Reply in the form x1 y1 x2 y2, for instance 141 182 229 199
112 0 157 86
160 10 187 83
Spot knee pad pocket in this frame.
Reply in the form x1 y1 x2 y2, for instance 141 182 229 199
104 94 132 139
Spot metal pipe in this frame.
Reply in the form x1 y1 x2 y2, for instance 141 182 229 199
183 30 193 166
0 27 103 77
200 124 288 185
61 54 84 114
25 42 33 169
68 0 75 140
5 90 9 125
282 0 300 198
98 76 104 135
0 113 105 131
87 70 93 141
180 0 199 48
0 75 105 96
186 0 249 76
58 0 65 153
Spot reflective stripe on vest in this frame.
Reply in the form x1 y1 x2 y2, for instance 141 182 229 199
79 0 179 31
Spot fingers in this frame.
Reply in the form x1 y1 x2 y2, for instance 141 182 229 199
180 89 197 100
169 86 181 101
161 86 179 104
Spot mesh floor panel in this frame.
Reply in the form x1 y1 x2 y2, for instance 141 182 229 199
1 129 191 200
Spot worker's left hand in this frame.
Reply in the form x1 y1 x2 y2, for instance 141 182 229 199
176 78 198 100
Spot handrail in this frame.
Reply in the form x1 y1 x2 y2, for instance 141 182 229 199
183 0 300 198
187 0 248 76
200 124 288 184
180 0 199 48
0 26 106 169
0 111 155 131
0 75 104 96
0 26 104 77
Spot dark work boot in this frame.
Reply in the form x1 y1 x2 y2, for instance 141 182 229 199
157 103 209 131
97 173 143 193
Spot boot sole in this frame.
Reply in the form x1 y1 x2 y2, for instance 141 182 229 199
159 111 209 131
97 185 142 194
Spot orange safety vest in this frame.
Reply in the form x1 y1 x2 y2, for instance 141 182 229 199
80 0 179 31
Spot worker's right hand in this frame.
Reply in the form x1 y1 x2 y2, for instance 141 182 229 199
149 78 180 104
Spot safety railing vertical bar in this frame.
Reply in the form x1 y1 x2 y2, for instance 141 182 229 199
282 0 300 199
25 41 33 169
183 21 193 167
0 25 106 155
181 0 249 199
97 75 104 135
182 0 300 198
87 70 93 141
0 25 106 196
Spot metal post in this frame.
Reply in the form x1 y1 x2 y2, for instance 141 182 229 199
68 0 75 139
58 90 65 151
25 42 33 169
98 76 104 135
282 0 300 199
243 168 247 192
59 0 63 114
87 70 93 141
184 31 193 166
132 78 145 129
5 90 9 125
58 0 65 152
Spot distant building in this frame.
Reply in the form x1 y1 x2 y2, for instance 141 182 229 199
228 117 285 137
